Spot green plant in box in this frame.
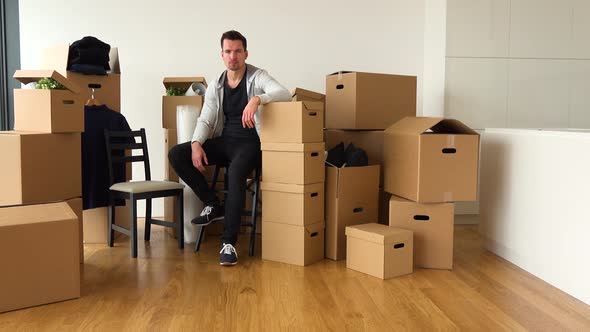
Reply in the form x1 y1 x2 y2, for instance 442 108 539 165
36 77 66 90
166 87 186 96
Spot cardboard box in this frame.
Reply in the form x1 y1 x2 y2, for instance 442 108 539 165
13 70 83 133
261 142 325 185
292 87 326 128
346 223 413 279
83 202 130 244
389 195 454 269
324 129 385 185
260 101 323 143
262 220 324 266
383 117 480 203
162 77 207 129
65 197 84 264
325 71 416 130
0 202 80 313
0 132 81 206
325 165 380 260
40 44 121 112
378 189 392 225
164 129 179 182
261 182 324 226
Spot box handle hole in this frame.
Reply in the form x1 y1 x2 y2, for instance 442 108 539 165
311 152 319 157
353 207 363 213
393 243 405 249
310 232 318 237
442 148 456 154
413 215 430 221
336 84 344 90
88 83 102 89
62 100 75 105
310 192 318 197
308 112 317 116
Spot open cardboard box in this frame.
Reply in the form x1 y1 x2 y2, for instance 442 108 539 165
162 77 207 129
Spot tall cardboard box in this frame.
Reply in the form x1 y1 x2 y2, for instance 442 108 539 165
346 223 413 279
0 202 80 313
324 129 385 185
162 77 207 129
0 132 81 206
13 70 83 133
383 117 480 203
261 182 324 226
325 72 416 130
261 142 325 185
389 195 454 269
164 129 179 182
325 165 380 260
292 87 325 124
65 197 84 263
40 44 121 112
262 221 324 266
260 101 324 143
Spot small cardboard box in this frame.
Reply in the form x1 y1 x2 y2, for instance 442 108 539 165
292 87 326 128
0 202 80 313
325 71 416 130
389 195 454 269
65 197 84 264
261 182 324 226
164 129 179 182
325 165 380 260
383 117 480 203
83 202 131 244
324 129 385 185
13 70 83 133
346 223 413 279
260 101 323 143
261 142 325 185
162 77 207 129
262 220 324 266
40 44 121 112
0 132 81 206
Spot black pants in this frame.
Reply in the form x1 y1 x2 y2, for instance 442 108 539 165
168 136 261 245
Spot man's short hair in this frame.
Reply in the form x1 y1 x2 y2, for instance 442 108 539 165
220 30 247 51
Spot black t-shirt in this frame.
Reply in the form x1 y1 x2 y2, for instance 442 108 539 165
221 71 259 141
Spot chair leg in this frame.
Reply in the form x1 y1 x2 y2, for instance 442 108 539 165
108 198 116 247
249 178 260 257
177 191 184 249
130 197 138 258
194 225 206 252
144 198 152 241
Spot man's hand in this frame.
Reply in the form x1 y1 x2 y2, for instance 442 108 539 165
191 141 208 173
242 96 261 128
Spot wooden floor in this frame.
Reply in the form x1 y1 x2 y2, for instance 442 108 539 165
1 222 590 331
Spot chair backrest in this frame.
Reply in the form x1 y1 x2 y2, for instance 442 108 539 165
104 128 151 185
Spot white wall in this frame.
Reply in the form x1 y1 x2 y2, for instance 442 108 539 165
19 0 445 216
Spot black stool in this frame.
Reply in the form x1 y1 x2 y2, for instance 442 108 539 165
194 164 261 256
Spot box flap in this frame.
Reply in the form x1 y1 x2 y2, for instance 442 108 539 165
292 87 325 100
261 142 325 152
345 223 410 245
0 202 77 227
327 71 355 76
385 117 443 135
305 221 325 234
13 70 81 93
0 131 46 136
260 182 323 194
108 47 120 74
430 119 478 135
163 77 208 90
301 101 324 112
39 44 69 76
335 165 380 198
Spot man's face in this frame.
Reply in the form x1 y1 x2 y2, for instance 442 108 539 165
221 39 248 72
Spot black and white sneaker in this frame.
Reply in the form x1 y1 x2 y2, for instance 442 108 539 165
220 243 238 266
191 204 224 226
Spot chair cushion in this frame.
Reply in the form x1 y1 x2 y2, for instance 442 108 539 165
110 180 184 193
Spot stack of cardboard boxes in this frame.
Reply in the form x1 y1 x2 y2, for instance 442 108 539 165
260 101 326 266
323 72 416 261
383 117 480 270
0 69 82 312
39 44 127 244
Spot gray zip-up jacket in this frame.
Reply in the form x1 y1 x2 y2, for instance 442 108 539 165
191 64 291 144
